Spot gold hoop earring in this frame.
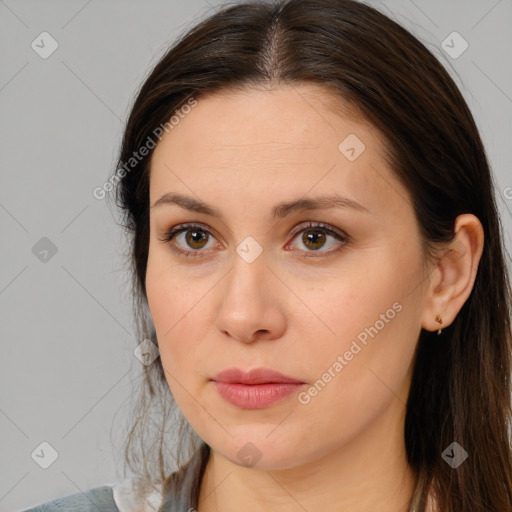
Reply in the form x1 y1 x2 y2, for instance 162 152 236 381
435 314 443 335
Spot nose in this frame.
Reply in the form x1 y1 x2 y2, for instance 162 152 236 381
214 251 287 344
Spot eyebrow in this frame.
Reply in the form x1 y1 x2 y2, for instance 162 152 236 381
152 192 369 219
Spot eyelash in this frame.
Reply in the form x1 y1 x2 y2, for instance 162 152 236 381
157 221 350 260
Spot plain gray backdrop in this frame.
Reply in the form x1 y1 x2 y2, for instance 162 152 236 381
1 0 511 510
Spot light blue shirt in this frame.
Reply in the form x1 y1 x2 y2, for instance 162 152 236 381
22 442 210 512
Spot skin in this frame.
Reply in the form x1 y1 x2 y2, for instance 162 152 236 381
145 84 484 512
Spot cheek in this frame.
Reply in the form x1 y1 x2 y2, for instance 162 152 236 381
309 257 405 346
300 249 422 399
146 241 199 335
145 256 197 367
145 251 220 411
294 299 415 451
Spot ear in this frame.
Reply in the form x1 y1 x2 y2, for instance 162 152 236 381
421 214 484 333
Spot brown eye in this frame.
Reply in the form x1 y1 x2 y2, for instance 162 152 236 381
184 229 209 249
286 222 349 257
157 223 219 258
159 221 349 260
301 230 327 251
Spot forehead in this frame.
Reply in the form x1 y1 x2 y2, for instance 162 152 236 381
148 84 406 219
151 83 376 163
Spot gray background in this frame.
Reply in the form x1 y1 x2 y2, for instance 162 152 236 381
1 0 511 510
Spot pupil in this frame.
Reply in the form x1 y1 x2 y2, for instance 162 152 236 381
303 231 325 250
187 230 207 248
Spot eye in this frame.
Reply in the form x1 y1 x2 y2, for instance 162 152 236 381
285 221 349 257
157 223 220 259
157 221 350 260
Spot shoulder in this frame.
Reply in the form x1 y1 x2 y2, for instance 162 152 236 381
21 485 120 512
21 443 209 512
21 479 164 512
112 478 162 511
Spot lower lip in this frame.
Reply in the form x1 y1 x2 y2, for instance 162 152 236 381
212 381 305 409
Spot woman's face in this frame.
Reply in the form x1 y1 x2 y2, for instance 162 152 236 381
146 84 431 470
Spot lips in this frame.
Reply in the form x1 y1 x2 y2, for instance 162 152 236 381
211 367 306 409
212 367 305 385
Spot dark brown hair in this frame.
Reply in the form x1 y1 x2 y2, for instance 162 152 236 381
111 0 512 510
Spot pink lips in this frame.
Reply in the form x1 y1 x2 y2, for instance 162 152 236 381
211 367 306 409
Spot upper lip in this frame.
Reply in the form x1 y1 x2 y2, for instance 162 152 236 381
212 367 305 385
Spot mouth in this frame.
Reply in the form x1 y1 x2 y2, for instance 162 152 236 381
210 367 306 409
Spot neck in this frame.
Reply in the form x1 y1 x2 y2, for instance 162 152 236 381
197 397 417 512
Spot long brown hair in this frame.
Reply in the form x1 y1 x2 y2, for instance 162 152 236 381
112 1 512 510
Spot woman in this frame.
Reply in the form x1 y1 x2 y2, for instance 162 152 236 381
24 0 512 510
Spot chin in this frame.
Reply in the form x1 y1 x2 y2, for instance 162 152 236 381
207 429 314 471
